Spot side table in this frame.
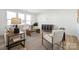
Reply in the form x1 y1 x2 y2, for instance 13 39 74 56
6 31 26 50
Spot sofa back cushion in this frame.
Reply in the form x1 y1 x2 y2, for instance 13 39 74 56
42 24 54 32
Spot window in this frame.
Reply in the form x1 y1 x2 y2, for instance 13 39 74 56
7 11 32 25
18 13 25 25
26 14 31 25
7 11 16 25
7 11 25 25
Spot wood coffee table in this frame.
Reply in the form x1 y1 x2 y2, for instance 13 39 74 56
26 29 40 36
26 30 32 36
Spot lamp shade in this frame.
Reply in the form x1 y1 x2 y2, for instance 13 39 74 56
11 17 21 24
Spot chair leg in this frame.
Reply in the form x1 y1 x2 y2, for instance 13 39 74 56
60 41 64 49
42 38 43 45
52 44 53 50
52 37 53 50
55 42 64 50
42 32 43 45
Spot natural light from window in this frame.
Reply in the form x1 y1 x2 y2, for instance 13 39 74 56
7 11 32 25
7 11 26 25
7 11 16 25
18 13 25 25
26 14 31 25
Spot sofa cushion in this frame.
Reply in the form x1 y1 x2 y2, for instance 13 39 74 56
42 24 54 32
43 33 52 43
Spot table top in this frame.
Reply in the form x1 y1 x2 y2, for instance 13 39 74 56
6 31 24 37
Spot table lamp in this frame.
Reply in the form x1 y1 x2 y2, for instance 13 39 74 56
11 17 21 33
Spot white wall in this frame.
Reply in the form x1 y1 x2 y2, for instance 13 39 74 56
0 9 6 35
0 9 77 36
31 15 38 25
37 10 77 36
0 9 37 35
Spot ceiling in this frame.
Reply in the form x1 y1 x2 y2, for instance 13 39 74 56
21 9 60 14
9 9 75 15
21 9 74 14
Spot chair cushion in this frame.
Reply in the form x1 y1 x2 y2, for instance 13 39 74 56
43 33 52 43
43 29 64 44
42 24 54 32
33 26 39 29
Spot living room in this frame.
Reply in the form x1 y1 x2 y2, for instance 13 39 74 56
0 9 78 50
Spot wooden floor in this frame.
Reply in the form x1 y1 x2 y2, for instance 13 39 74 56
0 33 79 50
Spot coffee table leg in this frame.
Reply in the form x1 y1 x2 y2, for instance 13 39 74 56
7 46 10 50
7 37 10 50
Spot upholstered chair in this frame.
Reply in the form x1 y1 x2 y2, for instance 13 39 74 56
42 30 65 49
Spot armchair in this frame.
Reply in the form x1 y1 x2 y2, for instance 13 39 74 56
42 30 65 50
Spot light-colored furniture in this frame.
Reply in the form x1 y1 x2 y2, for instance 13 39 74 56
42 30 65 49
31 26 40 32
